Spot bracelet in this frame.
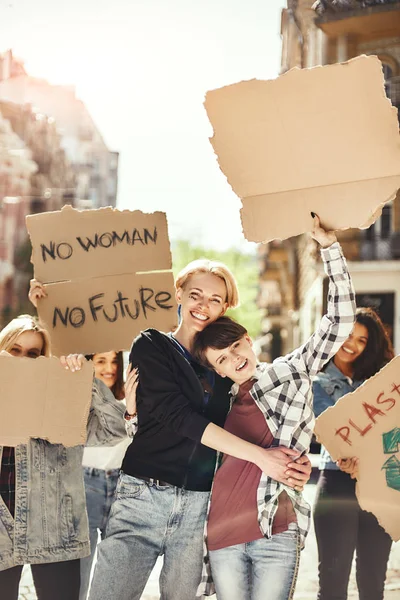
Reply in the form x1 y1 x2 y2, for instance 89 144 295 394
124 410 137 421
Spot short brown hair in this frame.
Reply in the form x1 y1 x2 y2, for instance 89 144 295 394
193 316 247 368
175 259 239 309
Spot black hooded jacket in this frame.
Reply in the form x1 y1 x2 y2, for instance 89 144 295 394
121 329 232 491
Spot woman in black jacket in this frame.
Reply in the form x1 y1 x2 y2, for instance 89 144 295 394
89 256 313 600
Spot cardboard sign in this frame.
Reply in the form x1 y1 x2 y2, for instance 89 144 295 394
0 354 93 446
26 205 172 282
39 271 177 356
26 206 178 355
314 355 400 540
204 55 400 243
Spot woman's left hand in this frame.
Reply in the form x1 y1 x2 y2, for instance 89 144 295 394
337 457 359 479
310 213 337 248
125 365 139 416
285 454 312 492
60 354 86 372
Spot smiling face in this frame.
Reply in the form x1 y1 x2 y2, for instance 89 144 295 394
176 272 228 333
205 334 257 385
92 351 118 389
334 322 369 374
8 330 44 359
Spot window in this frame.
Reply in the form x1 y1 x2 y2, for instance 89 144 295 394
381 205 392 240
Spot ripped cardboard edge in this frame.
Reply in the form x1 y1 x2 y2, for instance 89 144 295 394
0 354 94 447
204 55 400 243
26 204 173 283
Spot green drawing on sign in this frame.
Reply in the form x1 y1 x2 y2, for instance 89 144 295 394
382 456 400 492
382 427 400 454
382 428 400 492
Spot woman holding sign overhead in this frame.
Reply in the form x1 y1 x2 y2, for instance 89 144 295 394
313 307 394 600
29 283 135 600
87 216 355 600
0 314 128 600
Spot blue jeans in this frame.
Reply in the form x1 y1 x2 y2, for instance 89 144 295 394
79 467 120 600
209 523 300 600
88 473 209 600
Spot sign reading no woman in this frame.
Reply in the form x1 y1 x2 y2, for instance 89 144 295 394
26 205 178 355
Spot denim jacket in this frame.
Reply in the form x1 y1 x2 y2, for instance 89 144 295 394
0 378 126 571
313 360 363 470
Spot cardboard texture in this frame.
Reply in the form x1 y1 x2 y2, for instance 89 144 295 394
0 354 93 446
38 271 178 356
204 55 400 243
26 205 172 283
314 355 400 541
26 206 178 355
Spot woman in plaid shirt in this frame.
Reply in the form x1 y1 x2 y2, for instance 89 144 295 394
192 216 356 600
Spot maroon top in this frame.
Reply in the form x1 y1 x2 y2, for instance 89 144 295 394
208 380 296 551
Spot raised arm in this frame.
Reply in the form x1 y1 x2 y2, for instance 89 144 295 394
285 216 355 377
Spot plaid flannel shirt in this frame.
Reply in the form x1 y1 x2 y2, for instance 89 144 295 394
197 241 356 598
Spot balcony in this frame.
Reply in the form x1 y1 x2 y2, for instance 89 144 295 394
314 1 400 38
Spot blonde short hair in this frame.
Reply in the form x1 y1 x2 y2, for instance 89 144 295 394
175 259 240 309
0 315 51 357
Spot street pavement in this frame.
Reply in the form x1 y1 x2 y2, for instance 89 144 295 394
18 483 400 600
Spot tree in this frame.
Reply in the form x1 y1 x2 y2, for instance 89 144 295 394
172 240 262 339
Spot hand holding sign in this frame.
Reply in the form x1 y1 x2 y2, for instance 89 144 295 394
26 206 178 356
29 279 47 307
205 55 400 243
314 355 400 540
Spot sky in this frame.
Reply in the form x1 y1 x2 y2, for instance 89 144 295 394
0 0 285 251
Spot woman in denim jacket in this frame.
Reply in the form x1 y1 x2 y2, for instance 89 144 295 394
313 307 394 600
0 315 127 600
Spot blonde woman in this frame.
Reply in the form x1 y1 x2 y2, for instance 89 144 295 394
89 258 312 600
0 315 127 600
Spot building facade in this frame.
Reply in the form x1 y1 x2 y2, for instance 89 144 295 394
258 0 400 359
0 50 119 210
0 49 119 322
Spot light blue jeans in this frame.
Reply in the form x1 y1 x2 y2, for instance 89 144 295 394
79 467 120 600
88 473 209 600
209 522 300 600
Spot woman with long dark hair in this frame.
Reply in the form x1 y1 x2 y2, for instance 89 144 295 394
313 307 394 600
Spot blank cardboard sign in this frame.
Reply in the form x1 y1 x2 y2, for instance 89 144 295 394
0 354 93 446
26 206 178 355
205 55 400 243
314 355 400 541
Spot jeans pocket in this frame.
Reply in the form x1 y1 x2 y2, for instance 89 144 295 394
116 474 147 500
61 494 76 543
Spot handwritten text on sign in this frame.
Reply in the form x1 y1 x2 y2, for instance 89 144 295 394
314 356 400 541
335 383 400 446
38 271 178 356
26 205 172 282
